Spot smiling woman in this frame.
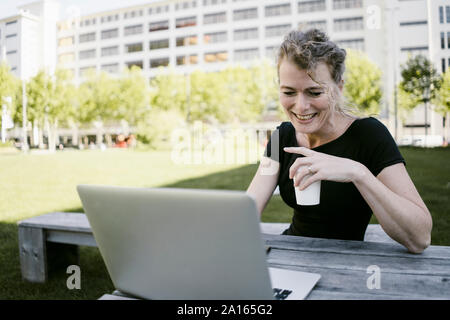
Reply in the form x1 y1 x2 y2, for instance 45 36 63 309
246 29 433 254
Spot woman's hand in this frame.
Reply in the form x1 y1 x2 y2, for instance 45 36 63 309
283 147 367 190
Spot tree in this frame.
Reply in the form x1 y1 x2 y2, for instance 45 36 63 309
399 54 441 139
46 69 78 151
0 63 20 142
432 68 450 145
27 70 52 148
343 49 383 116
117 66 149 125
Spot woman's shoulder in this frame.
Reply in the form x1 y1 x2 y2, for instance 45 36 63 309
352 116 390 134
351 116 396 146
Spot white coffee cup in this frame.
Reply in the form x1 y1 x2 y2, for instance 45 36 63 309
293 168 321 206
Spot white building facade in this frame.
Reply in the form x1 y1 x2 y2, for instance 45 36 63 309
1 0 449 145
0 0 59 80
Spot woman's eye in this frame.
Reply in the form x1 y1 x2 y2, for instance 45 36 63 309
309 91 323 97
282 91 295 96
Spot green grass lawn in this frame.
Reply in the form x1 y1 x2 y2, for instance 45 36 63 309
0 146 448 299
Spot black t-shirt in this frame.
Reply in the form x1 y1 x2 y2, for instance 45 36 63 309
264 117 405 241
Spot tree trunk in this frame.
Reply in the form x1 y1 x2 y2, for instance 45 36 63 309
444 112 449 147
46 118 56 153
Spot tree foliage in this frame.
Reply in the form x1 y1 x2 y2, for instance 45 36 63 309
432 67 450 116
0 62 20 122
343 49 383 116
399 55 441 106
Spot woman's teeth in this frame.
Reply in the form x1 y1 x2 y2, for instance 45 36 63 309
294 113 317 121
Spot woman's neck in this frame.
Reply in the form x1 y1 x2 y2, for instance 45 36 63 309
298 113 355 149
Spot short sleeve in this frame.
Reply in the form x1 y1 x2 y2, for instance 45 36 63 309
361 118 406 177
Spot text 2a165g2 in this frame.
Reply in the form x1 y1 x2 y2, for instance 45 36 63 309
221 304 273 315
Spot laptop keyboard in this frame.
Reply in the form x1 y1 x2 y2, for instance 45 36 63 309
273 288 292 300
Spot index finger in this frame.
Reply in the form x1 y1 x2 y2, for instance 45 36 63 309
283 147 315 156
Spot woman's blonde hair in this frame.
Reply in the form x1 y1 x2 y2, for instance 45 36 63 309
277 29 359 117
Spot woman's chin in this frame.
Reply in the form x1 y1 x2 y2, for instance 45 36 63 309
290 115 320 133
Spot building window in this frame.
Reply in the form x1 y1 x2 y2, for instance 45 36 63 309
79 32 96 43
233 8 258 21
80 18 96 27
336 38 364 51
299 20 327 31
126 61 143 69
265 4 291 17
204 12 226 24
334 17 364 32
124 24 143 36
79 66 96 77
204 31 227 44
6 50 17 55
125 43 143 53
234 28 258 41
399 21 427 26
58 36 74 47
439 6 444 24
400 46 428 57
5 20 17 25
101 46 119 57
150 58 169 68
204 51 228 63
442 59 446 73
101 28 119 40
149 21 169 32
234 48 259 61
150 39 169 50
175 1 197 11
176 16 197 28
124 10 144 19
101 14 119 24
176 55 198 65
298 0 326 14
203 0 227 5
176 35 198 47
101 63 119 74
265 24 291 38
5 34 17 39
441 32 445 49
79 49 96 60
332 0 362 10
149 5 170 15
58 53 75 63
448 32 450 49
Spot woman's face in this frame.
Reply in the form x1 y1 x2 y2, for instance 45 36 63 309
278 59 342 135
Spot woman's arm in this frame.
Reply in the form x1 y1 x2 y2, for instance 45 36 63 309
352 163 432 253
246 156 280 217
284 147 432 253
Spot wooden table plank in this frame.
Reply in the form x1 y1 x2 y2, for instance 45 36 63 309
18 212 91 233
262 234 450 259
267 249 450 276
269 263 450 299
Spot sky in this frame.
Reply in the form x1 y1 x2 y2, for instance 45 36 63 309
0 0 158 20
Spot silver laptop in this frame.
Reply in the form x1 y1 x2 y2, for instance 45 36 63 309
77 185 321 300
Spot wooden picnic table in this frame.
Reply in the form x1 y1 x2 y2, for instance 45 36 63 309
17 212 450 299
101 233 450 300
261 233 450 300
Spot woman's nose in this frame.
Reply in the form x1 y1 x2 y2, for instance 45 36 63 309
294 94 310 113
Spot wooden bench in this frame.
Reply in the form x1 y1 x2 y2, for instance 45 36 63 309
17 212 396 283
